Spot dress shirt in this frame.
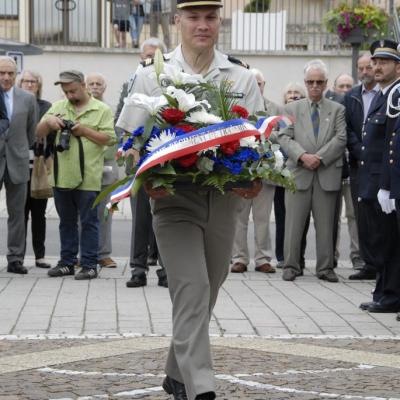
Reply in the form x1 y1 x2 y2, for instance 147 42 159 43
4 87 14 120
361 84 379 122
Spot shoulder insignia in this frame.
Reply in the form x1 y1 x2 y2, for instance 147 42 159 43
140 55 170 68
227 55 249 69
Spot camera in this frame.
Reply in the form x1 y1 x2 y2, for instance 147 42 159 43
56 119 75 152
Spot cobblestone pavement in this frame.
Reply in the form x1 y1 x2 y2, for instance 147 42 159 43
0 336 400 399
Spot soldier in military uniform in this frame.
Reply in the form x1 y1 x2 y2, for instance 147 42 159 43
356 40 400 314
116 1 264 399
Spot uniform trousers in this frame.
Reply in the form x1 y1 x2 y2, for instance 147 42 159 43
151 190 240 400
284 175 338 275
231 182 274 267
334 181 361 262
358 199 400 305
97 186 113 261
2 169 28 263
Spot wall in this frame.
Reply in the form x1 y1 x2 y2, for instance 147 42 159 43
22 47 353 111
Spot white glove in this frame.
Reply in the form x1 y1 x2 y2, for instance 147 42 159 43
377 189 396 214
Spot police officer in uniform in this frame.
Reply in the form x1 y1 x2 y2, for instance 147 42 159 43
356 40 400 313
117 1 264 399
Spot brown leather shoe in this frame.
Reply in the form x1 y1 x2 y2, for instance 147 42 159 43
255 263 276 273
99 257 117 268
230 262 247 273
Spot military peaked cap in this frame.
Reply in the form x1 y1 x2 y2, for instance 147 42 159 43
177 0 222 9
370 39 400 62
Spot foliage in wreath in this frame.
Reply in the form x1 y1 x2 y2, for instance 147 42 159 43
96 50 295 210
323 3 388 40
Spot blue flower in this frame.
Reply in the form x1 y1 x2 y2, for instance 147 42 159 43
222 159 243 175
132 126 144 137
231 148 260 162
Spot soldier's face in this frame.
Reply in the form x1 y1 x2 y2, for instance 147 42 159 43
372 58 399 86
175 7 221 51
0 60 17 91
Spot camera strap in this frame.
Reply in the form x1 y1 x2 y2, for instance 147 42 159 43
53 136 84 189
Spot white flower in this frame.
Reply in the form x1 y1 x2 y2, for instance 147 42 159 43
274 150 284 171
281 168 291 177
165 86 202 112
186 111 223 125
154 48 164 77
124 93 168 115
146 130 176 153
160 66 205 85
240 136 259 149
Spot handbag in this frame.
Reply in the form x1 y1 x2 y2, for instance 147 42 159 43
31 155 53 199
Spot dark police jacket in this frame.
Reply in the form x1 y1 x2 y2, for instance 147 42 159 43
344 84 364 168
380 93 400 199
358 79 400 199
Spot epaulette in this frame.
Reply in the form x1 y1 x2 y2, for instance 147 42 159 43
227 55 249 69
140 54 170 68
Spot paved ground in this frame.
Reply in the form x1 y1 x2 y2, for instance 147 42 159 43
1 192 400 399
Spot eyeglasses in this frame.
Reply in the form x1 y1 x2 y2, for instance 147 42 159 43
305 80 326 86
21 79 38 85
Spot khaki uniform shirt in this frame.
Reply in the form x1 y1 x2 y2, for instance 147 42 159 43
116 45 264 133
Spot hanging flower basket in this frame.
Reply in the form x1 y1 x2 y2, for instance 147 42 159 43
323 3 388 43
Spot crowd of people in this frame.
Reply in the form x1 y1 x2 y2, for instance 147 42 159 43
1 0 400 398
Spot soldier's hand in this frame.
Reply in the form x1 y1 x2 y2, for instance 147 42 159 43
46 116 64 131
232 179 262 199
144 180 170 199
125 148 140 165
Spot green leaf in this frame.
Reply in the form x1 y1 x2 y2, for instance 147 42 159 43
93 175 133 208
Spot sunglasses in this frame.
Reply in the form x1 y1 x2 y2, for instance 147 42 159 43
305 80 326 86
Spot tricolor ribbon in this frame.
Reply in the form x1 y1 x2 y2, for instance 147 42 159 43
107 115 291 209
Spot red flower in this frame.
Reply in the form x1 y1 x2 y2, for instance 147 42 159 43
177 153 198 168
221 140 240 156
177 124 196 133
161 108 185 125
231 105 249 119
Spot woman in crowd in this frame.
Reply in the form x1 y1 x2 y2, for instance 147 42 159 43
19 70 54 269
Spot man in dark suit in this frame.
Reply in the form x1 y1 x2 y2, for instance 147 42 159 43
345 53 380 280
356 40 400 313
0 56 38 274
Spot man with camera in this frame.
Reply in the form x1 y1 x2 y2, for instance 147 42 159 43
36 70 115 280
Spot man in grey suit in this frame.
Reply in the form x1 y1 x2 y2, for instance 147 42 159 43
278 59 346 282
0 56 38 274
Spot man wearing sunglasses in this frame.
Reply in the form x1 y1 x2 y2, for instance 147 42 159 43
278 59 347 283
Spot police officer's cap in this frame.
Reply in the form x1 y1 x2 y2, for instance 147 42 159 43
177 0 222 9
370 39 400 62
54 70 85 85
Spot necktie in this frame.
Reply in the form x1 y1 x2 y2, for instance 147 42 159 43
311 102 319 138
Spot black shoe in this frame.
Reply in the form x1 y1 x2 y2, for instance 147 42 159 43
367 303 400 313
75 267 98 280
360 301 377 311
156 268 168 288
162 376 188 400
7 260 28 274
196 392 216 400
35 259 51 269
282 268 299 281
348 269 376 280
126 271 147 288
48 262 74 277
318 270 339 283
